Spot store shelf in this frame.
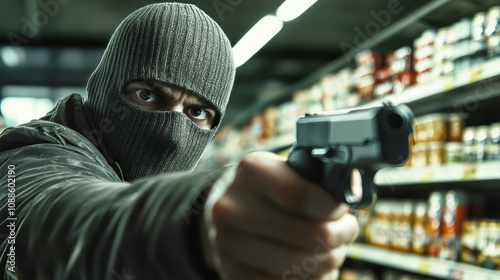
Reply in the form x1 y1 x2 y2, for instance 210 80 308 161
374 161 500 186
358 56 500 116
347 243 500 280
225 0 453 129
236 56 500 159
226 56 500 161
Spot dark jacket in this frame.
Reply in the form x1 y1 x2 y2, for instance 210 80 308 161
0 94 224 279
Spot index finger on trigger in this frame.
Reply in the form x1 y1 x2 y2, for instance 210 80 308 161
236 152 350 221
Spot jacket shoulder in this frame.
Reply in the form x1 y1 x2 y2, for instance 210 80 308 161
0 120 107 164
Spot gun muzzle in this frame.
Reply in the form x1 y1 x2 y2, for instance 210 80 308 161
379 102 414 136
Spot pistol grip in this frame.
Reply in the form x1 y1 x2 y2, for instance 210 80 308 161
287 146 376 209
287 146 323 186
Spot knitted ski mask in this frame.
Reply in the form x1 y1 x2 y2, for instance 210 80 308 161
85 3 235 181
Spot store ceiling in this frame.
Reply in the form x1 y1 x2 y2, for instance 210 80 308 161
1 0 499 124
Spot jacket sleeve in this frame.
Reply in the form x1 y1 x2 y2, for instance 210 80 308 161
0 142 230 280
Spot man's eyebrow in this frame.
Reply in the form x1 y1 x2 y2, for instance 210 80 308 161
183 94 216 110
149 81 216 109
146 81 177 101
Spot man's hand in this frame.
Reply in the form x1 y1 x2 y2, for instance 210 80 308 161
201 152 359 280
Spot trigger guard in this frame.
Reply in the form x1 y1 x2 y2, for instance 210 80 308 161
354 169 376 209
323 166 358 205
323 167 376 209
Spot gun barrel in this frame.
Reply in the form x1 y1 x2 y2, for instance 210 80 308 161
295 103 413 148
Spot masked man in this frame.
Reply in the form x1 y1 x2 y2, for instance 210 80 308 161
0 3 358 280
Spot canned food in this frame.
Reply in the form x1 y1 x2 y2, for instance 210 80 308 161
428 142 446 166
426 114 448 142
448 113 468 142
446 142 463 163
411 143 429 167
487 123 500 161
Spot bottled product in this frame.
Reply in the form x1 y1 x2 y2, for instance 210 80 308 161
472 12 487 42
410 143 428 167
445 142 463 163
463 126 477 162
477 221 500 269
426 191 445 257
486 6 500 57
412 201 428 255
442 190 469 237
460 219 478 264
414 29 437 84
475 126 489 162
340 269 376 280
390 201 414 252
487 123 500 161
448 113 467 142
440 190 469 260
428 142 446 166
427 114 448 142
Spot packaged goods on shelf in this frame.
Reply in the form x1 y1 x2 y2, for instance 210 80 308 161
414 29 437 84
320 74 335 111
406 115 500 168
440 190 469 261
365 200 418 252
340 269 376 280
426 191 445 257
463 122 500 163
356 50 383 100
427 190 469 261
414 113 450 143
460 219 478 264
486 6 500 58
488 123 500 160
205 6 500 169
293 85 324 116
273 101 299 138
476 220 500 269
359 190 500 271
460 219 500 270
445 142 463 163
409 113 469 167
411 201 428 255
382 269 434 280
373 67 392 97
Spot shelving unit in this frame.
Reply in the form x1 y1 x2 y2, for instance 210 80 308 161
375 161 500 186
228 55 500 155
226 0 453 129
347 243 500 280
358 56 500 116
207 0 500 278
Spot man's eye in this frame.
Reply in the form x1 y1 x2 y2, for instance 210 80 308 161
135 89 157 102
187 108 208 120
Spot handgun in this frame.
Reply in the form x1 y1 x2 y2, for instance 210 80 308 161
287 102 414 209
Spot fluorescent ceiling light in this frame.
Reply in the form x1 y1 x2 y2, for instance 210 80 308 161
233 15 283 68
0 46 26 67
276 0 318 22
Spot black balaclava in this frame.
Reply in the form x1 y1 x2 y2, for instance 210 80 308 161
84 3 235 181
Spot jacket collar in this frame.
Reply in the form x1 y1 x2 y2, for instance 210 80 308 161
40 94 125 180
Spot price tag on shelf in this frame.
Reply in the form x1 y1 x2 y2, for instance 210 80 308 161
462 165 476 180
421 170 433 182
449 268 465 280
349 246 363 259
417 260 430 274
469 66 482 83
444 76 455 91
